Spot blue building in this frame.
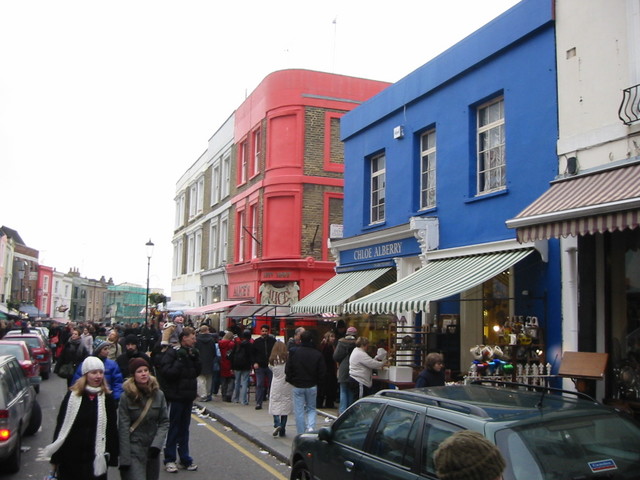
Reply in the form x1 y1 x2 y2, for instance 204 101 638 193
293 0 561 378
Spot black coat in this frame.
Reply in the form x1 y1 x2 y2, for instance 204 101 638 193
285 343 326 388
51 391 119 479
195 333 217 375
116 350 152 379
415 368 445 388
158 345 201 402
251 335 276 368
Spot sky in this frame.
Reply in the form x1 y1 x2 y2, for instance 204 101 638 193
0 0 520 295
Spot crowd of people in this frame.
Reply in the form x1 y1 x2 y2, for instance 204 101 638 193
0 314 451 479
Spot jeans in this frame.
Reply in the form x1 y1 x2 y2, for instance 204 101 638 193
254 366 272 407
292 386 317 434
211 370 221 395
273 415 288 432
221 376 235 401
339 382 355 415
164 400 194 466
232 370 250 405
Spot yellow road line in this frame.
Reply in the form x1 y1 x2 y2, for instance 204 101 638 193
192 414 288 480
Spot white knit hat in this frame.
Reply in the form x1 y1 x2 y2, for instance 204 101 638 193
81 356 105 375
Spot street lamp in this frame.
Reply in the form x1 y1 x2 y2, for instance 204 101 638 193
145 239 154 328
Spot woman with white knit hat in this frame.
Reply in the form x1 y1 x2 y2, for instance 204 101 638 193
44 356 119 480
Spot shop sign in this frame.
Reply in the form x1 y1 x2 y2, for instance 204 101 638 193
340 237 420 266
259 282 300 305
232 283 254 299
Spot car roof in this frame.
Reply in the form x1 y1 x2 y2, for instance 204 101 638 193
373 383 608 424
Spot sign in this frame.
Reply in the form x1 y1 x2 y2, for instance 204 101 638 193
340 237 420 266
259 282 300 305
232 283 254 299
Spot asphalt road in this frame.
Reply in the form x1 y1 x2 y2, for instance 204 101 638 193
3 372 291 480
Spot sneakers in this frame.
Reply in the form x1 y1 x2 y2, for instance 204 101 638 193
179 463 198 471
165 462 178 473
255 405 262 410
272 426 281 437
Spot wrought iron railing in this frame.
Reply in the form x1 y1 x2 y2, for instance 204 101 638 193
619 83 640 125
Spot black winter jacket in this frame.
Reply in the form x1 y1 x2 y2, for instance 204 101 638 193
285 343 326 388
158 345 202 402
251 335 276 368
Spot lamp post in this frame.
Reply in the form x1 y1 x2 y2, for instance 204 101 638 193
145 239 154 328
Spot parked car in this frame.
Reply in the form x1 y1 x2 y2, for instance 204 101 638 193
2 333 51 379
0 341 41 393
290 381 640 480
0 355 42 473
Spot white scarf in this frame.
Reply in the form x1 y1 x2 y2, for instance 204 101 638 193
43 388 108 476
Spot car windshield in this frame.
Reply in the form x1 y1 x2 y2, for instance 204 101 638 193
0 345 26 361
496 413 640 479
9 337 40 349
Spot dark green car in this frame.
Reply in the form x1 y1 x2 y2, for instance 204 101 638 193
290 383 640 480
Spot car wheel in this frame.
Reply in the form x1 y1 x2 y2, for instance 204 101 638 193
291 460 312 480
25 400 42 436
3 431 21 473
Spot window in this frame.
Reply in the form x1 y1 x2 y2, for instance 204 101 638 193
253 129 261 176
211 164 221 205
187 234 195 273
43 275 49 291
250 204 258 259
197 177 204 214
173 239 184 277
477 97 505 194
221 154 230 198
237 211 245 262
175 193 186 228
189 184 197 218
333 401 383 450
210 223 218 269
420 130 436 210
369 406 419 468
370 153 386 224
420 419 462 476
239 140 248 184
220 218 228 264
54 280 59 293
194 230 202 272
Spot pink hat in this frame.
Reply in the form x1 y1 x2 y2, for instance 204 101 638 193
346 327 358 335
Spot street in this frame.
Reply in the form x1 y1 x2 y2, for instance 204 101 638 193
3 373 291 480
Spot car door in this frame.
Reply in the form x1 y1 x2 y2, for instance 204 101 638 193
418 417 463 479
356 404 421 480
314 401 384 480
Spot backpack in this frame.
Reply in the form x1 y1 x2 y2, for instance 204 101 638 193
231 342 249 370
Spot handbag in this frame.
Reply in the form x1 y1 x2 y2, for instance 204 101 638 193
129 396 154 433
57 362 75 379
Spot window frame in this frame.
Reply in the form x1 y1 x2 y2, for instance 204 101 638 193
476 97 506 195
420 129 437 210
370 153 386 225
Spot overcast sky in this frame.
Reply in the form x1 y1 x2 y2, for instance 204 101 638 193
0 0 519 295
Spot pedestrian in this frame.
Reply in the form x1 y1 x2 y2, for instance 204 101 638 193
231 330 253 405
415 352 446 388
106 330 123 360
349 336 386 400
285 329 326 434
333 326 358 414
71 341 124 402
118 357 170 480
44 356 119 480
218 331 236 402
117 334 152 379
287 326 305 352
268 340 292 437
195 325 217 401
433 430 506 480
251 324 276 410
316 330 337 409
158 326 201 473
210 332 222 398
55 327 89 388
81 326 94 353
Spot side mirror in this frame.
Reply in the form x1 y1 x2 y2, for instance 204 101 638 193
318 426 333 443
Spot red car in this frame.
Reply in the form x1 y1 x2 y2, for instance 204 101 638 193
2 333 51 379
0 340 41 393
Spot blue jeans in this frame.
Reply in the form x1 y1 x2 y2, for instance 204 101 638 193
273 414 288 431
164 400 194 466
292 386 317 434
232 370 250 405
255 366 272 407
339 382 355 415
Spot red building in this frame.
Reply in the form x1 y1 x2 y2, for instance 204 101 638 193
226 69 390 312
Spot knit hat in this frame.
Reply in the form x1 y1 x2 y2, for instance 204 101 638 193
346 326 358 335
81 356 105 375
93 340 112 356
128 357 150 376
434 431 506 480
124 334 138 346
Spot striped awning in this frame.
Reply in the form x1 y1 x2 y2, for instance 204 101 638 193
184 300 249 316
343 249 533 315
290 267 392 314
506 162 640 242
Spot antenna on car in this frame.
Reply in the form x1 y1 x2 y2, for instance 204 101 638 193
536 353 559 409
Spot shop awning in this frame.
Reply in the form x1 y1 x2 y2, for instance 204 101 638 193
184 300 249 316
343 248 534 315
227 304 292 318
18 304 46 318
506 162 640 242
290 267 392 314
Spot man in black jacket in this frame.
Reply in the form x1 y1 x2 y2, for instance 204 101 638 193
285 329 326 434
251 325 276 410
116 334 151 379
159 327 201 473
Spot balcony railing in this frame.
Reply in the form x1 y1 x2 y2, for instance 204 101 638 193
619 84 640 125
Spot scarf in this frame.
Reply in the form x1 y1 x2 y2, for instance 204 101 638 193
43 388 107 476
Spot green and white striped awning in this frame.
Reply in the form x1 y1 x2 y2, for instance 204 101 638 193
343 249 534 315
290 267 392 314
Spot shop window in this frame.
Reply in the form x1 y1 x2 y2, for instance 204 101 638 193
482 270 510 345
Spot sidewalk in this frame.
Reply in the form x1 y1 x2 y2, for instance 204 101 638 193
193 396 338 464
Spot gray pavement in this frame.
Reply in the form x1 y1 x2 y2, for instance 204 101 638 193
193 396 338 464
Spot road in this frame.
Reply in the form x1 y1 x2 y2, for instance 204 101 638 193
4 372 291 480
